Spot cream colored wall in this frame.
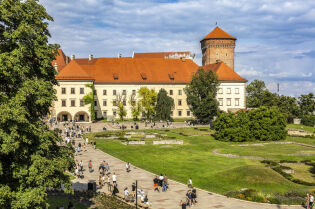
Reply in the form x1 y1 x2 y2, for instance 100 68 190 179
53 81 246 121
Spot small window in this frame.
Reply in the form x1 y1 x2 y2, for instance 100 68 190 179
123 100 126 106
80 88 84 94
178 99 182 106
103 89 107 95
71 100 75 107
168 73 174 80
122 90 126 95
227 88 231 94
169 90 173 95
235 98 240 106
61 100 66 107
227 98 231 106
80 100 84 107
103 100 107 106
71 88 75 94
93 90 97 95
226 53 228 56
103 111 107 117
187 110 190 116
94 101 97 107
140 72 147 80
219 98 223 106
178 90 182 95
235 88 239 94
218 88 223 94
178 110 182 117
113 100 117 106
61 88 66 94
113 90 116 96
132 90 136 95
113 73 118 80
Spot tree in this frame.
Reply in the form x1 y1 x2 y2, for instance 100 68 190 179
138 87 157 120
298 93 315 116
0 1 74 208
155 88 174 121
276 95 299 123
128 94 141 121
246 80 268 108
115 93 127 121
184 68 219 123
83 83 95 121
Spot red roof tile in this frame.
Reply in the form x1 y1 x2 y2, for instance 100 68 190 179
202 62 247 82
52 49 68 71
201 26 236 41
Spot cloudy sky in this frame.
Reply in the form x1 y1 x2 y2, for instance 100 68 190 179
41 0 315 96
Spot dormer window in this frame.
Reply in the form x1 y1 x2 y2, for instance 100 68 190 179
168 73 174 81
113 73 118 80
140 72 147 80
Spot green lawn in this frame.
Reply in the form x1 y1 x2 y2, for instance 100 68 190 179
282 163 315 183
85 127 314 198
48 196 89 209
287 124 315 133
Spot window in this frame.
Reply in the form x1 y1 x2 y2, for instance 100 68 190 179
170 90 173 95
122 90 126 95
235 98 240 106
218 88 223 94
80 100 84 107
103 111 107 117
123 100 127 106
178 110 182 117
103 100 107 106
132 90 136 95
113 100 117 106
80 88 84 94
178 99 182 106
235 88 239 94
187 110 190 116
178 90 182 95
218 98 223 106
94 101 97 107
227 98 231 106
61 100 66 107
61 88 66 94
113 90 116 96
226 53 228 56
93 90 97 95
227 88 231 94
71 88 75 94
103 89 107 96
70 100 75 107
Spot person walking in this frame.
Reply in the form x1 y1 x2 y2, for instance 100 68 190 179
187 177 193 188
306 193 310 209
126 162 131 172
124 187 129 201
93 141 96 149
112 183 119 196
310 193 314 209
179 200 187 209
88 160 93 172
112 173 117 184
153 176 160 192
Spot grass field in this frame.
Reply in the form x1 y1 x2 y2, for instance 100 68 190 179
287 124 315 133
85 127 314 202
48 196 89 209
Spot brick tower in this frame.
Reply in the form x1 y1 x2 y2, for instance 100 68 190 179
201 26 236 70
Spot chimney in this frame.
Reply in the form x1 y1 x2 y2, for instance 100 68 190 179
71 55 75 60
89 54 93 61
132 51 135 58
54 62 58 71
118 53 122 58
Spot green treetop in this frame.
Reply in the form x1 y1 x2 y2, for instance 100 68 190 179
155 88 174 121
138 87 157 120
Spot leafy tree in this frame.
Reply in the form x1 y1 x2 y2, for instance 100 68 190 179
276 95 299 123
128 94 141 121
184 68 219 123
115 92 127 121
298 93 315 116
155 88 174 121
0 0 74 208
83 83 95 121
246 79 268 108
138 87 157 120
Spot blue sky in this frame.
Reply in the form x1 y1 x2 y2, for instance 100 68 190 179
41 0 315 96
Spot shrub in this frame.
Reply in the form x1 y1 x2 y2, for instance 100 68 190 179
301 115 315 127
261 160 278 167
279 160 297 163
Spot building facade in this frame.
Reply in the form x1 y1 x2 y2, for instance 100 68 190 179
52 27 247 122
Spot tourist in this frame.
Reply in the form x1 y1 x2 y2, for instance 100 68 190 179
79 160 83 171
98 175 102 188
164 174 168 188
112 172 117 184
159 174 164 187
187 177 193 188
306 193 310 209
179 200 187 209
85 137 88 144
112 183 119 196
143 195 149 206
83 143 86 152
153 176 159 192
105 162 110 173
124 187 129 201
93 141 96 149
102 174 106 186
126 162 131 172
88 160 93 172
186 190 192 206
131 182 136 198
162 180 167 192
310 193 314 209
192 187 197 204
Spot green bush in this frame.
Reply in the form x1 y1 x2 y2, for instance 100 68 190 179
213 107 287 142
301 115 315 127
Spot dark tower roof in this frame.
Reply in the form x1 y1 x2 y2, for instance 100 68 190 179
201 26 237 41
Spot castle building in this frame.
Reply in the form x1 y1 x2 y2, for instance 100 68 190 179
52 27 247 122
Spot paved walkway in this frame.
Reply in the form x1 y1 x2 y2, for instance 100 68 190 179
70 136 303 209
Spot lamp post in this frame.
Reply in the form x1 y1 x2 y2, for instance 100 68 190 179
135 180 138 209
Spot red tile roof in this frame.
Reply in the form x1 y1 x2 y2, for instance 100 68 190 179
201 26 236 41
56 58 247 83
52 49 68 71
134 52 191 59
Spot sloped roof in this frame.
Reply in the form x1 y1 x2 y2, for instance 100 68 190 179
56 57 247 83
202 62 247 82
201 26 236 41
134 52 191 59
52 49 68 71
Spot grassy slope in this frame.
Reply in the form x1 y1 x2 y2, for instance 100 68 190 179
287 124 315 133
87 128 313 195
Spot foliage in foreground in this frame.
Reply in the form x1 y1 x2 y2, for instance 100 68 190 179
213 106 287 142
0 0 74 208
94 193 135 209
185 68 220 123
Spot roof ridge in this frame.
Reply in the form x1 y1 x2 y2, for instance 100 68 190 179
201 26 236 41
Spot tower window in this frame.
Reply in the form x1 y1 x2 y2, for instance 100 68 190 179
226 53 228 56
